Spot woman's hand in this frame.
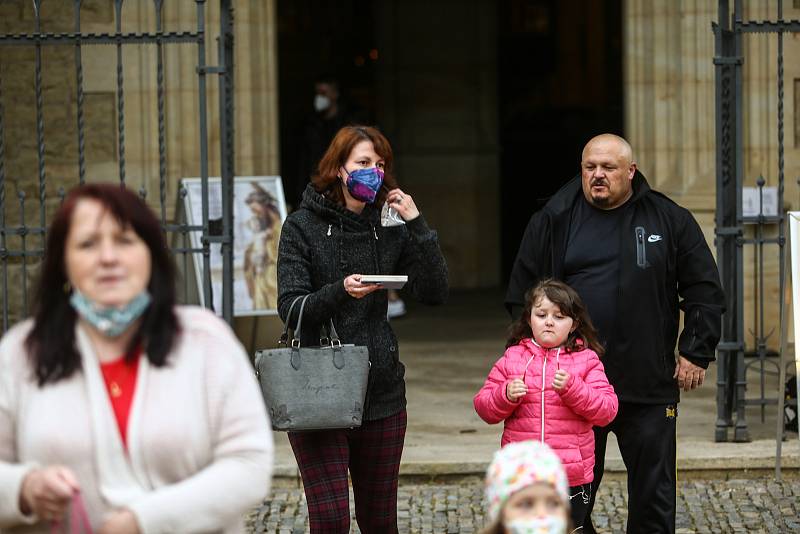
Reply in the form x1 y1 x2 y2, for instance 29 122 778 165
343 274 383 299
19 466 80 521
506 378 527 402
386 188 419 221
552 369 570 391
99 508 140 534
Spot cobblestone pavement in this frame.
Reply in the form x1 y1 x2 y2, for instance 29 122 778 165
246 477 800 533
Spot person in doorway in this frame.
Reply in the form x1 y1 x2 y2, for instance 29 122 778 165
474 278 618 530
294 75 359 209
504 134 725 533
295 76 408 318
277 125 448 533
480 440 572 534
0 184 273 533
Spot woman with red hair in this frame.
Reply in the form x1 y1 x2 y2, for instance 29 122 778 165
278 125 449 532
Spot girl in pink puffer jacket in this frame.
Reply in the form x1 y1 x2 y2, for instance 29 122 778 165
474 279 618 531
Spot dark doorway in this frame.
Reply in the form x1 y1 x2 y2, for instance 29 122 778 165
276 0 377 209
498 0 623 280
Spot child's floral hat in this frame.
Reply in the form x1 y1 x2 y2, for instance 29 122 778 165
484 440 569 522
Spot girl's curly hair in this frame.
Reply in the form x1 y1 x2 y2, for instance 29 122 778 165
506 278 605 356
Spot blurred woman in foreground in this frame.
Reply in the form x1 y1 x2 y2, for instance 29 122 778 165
0 183 273 533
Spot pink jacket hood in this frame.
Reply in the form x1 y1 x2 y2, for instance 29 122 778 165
474 338 618 486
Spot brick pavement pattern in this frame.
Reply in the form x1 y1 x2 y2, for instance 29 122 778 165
246 478 800 533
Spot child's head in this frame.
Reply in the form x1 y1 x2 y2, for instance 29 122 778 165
482 441 570 534
506 278 604 356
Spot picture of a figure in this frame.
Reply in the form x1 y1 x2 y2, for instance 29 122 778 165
179 176 287 316
243 183 282 310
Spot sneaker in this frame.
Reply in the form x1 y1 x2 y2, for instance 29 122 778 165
387 298 406 319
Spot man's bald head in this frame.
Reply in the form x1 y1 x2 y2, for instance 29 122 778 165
582 134 634 165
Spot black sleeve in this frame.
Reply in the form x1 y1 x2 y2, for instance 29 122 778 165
675 208 726 367
504 211 551 319
395 215 449 305
276 216 349 330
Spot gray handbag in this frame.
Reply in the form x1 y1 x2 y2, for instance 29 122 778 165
255 295 370 431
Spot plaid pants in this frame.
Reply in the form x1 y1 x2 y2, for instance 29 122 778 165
288 410 407 534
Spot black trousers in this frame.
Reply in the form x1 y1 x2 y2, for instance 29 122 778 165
569 483 592 531
584 402 677 534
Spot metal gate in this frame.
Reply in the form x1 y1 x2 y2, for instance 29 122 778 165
713 0 798 463
0 0 236 328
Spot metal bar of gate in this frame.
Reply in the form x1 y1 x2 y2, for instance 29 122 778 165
195 0 213 311
0 32 203 46
218 0 234 322
713 1 726 442
155 0 167 226
733 0 749 443
714 0 740 442
114 0 126 185
74 0 86 185
32 1 47 249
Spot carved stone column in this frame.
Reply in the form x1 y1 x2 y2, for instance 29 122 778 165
624 0 718 213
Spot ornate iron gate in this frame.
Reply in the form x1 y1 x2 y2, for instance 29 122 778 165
713 0 798 459
0 0 236 328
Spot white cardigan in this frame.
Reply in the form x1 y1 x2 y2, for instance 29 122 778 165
0 306 273 534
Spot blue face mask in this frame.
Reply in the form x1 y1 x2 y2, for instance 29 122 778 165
343 166 384 204
70 290 152 337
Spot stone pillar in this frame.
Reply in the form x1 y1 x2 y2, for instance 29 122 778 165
624 0 718 212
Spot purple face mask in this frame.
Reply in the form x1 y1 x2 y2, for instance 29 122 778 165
344 166 384 204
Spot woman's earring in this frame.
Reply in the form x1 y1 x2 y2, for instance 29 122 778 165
63 281 72 294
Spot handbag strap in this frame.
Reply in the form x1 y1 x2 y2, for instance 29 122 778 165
279 295 306 346
51 491 92 534
290 295 311 349
281 294 340 352
319 320 342 348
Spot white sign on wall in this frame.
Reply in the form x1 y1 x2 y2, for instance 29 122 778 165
788 212 800 443
743 186 779 217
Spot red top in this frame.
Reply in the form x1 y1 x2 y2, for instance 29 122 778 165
99 348 141 448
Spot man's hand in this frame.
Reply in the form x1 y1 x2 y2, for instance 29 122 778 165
673 356 705 392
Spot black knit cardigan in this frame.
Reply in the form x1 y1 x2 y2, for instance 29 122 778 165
276 185 449 421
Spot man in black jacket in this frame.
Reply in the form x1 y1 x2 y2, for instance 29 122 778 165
505 134 725 533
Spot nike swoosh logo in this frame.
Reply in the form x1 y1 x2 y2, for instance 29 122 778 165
648 235 662 243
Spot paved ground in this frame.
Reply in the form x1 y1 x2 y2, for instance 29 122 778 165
245 288 800 533
246 475 800 533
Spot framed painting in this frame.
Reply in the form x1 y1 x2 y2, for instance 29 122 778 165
179 176 287 316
